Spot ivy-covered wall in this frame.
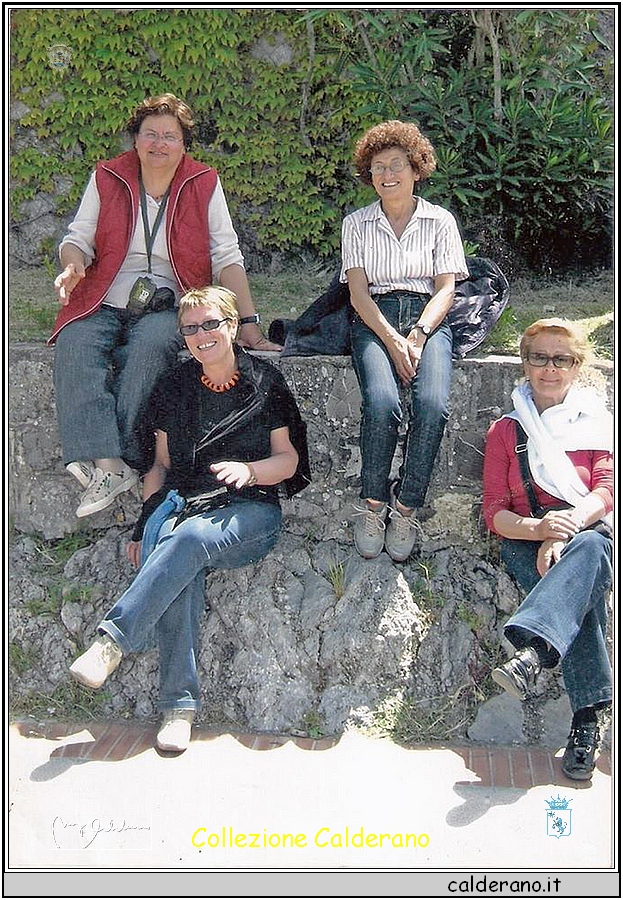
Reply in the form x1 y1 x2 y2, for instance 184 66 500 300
9 8 373 264
9 8 613 273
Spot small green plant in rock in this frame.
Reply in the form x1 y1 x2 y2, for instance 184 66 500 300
468 636 507 704
24 577 95 618
392 685 474 744
408 560 444 625
456 602 487 634
24 584 63 618
326 558 346 599
61 583 95 605
9 641 35 676
301 710 325 739
32 530 98 575
362 693 406 739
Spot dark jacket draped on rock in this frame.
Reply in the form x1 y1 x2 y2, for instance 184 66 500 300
268 257 510 360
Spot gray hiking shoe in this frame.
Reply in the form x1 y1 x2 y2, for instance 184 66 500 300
385 493 423 562
353 502 387 559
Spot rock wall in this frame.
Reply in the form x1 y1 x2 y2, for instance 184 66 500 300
9 344 529 541
8 345 613 743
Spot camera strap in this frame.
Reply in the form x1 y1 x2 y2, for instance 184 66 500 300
138 176 171 274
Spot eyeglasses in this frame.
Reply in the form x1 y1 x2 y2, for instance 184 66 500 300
138 131 184 145
525 352 578 370
369 160 410 176
179 317 232 336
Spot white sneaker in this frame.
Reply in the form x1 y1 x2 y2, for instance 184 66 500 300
69 634 123 689
156 710 195 752
66 460 95 489
76 465 138 517
384 491 423 562
353 502 387 559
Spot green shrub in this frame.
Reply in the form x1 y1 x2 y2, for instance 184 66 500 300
9 9 613 272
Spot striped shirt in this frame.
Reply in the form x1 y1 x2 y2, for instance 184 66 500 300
340 197 469 296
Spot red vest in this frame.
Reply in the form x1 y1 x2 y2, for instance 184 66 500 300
49 150 218 343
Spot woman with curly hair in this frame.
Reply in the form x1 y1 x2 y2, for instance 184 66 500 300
341 120 468 561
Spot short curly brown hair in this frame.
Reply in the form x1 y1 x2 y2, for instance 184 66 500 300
354 120 437 185
126 93 195 149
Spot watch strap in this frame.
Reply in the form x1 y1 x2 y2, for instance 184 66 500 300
239 314 260 325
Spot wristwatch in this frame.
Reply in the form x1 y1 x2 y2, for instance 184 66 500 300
239 314 260 325
413 321 432 337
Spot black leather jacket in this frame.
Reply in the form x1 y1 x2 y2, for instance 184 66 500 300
269 257 510 360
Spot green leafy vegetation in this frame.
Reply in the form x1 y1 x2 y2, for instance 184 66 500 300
9 8 613 272
32 530 98 573
300 710 325 739
326 558 346 600
20 530 100 623
9 8 370 261
308 9 613 272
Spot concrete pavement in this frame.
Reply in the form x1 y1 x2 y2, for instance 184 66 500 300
7 717 614 873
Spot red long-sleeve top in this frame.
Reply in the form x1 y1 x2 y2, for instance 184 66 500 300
482 417 613 536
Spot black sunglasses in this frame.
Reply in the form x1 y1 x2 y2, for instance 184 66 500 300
179 317 232 336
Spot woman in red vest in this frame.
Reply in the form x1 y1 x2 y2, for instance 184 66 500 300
51 93 279 518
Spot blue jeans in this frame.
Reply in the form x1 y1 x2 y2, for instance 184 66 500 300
98 500 282 711
350 292 453 508
501 530 612 712
53 305 183 469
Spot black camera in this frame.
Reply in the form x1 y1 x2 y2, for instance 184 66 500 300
128 277 175 315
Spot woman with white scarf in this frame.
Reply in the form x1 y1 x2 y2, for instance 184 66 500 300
482 318 613 781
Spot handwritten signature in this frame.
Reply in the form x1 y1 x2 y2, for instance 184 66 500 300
52 816 151 849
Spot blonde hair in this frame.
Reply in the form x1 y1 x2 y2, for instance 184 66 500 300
178 286 239 325
520 317 605 391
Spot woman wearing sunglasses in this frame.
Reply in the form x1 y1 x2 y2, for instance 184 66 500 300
69 286 309 752
482 318 613 781
51 93 280 520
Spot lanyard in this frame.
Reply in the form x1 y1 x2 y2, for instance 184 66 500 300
139 176 171 274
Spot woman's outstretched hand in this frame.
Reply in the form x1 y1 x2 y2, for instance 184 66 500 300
54 262 85 305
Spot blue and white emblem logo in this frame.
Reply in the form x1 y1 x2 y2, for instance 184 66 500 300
546 795 572 838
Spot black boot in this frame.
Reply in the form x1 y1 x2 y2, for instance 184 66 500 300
492 646 541 701
562 709 600 781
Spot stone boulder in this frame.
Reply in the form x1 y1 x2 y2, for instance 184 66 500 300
8 345 613 743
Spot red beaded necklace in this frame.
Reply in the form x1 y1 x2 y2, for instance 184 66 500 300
200 370 240 392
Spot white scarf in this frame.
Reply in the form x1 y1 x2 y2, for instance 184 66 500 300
505 381 613 506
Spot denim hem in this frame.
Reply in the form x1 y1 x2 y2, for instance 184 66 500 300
503 617 567 659
568 689 612 715
359 488 391 504
394 486 426 511
157 701 200 712
98 621 133 656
